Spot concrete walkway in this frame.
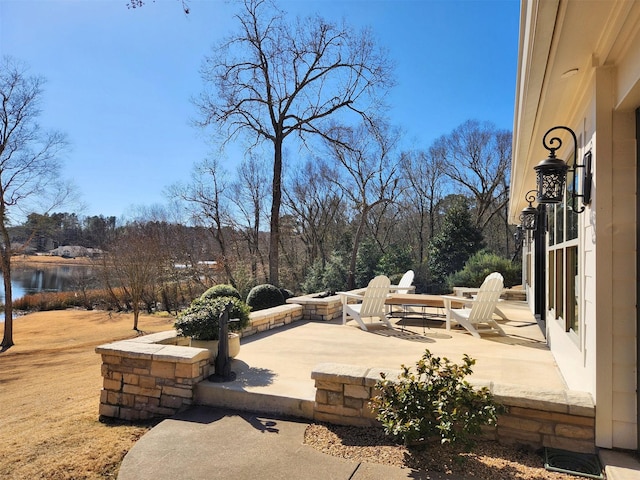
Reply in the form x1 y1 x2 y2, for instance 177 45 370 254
118 406 463 480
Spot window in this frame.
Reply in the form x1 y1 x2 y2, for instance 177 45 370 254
547 150 580 337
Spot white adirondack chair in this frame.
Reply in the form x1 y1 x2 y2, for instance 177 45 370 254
338 275 392 331
443 272 506 338
396 270 414 294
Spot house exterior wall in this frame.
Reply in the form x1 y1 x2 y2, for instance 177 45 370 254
538 67 638 450
510 0 640 451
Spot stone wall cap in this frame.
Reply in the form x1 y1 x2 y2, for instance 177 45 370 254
96 341 164 358
492 383 594 414
312 363 369 384
124 330 178 344
250 304 302 317
96 340 210 363
288 295 341 304
153 345 210 363
364 367 403 386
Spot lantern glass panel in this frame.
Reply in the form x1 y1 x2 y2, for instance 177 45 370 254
536 167 567 203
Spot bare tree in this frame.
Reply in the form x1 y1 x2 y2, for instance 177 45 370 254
169 158 238 286
283 158 345 269
400 146 448 264
195 0 393 285
0 57 72 349
104 222 165 331
230 156 270 284
325 120 401 289
438 120 511 230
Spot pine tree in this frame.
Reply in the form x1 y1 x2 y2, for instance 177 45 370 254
428 198 484 292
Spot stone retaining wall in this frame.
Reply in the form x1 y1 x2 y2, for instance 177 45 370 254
242 304 303 337
287 294 343 321
96 331 210 422
311 363 595 453
96 304 305 421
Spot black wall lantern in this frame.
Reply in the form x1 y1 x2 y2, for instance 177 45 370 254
519 190 539 231
534 125 592 213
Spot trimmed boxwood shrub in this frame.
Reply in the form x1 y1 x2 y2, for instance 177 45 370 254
174 296 250 341
200 284 242 301
246 284 285 311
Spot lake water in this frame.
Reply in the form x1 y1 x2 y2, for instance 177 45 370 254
0 265 94 303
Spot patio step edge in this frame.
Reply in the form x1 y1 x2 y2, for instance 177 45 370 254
194 381 314 420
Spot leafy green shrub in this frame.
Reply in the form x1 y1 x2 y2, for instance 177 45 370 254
200 284 241 301
174 296 250 340
448 251 522 289
246 284 285 311
372 349 504 447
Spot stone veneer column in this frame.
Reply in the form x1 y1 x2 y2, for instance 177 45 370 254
96 332 210 421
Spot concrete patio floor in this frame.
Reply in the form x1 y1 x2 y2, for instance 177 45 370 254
196 300 569 413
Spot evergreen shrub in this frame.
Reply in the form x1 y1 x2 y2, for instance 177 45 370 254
246 284 285 311
174 296 250 341
200 284 241 301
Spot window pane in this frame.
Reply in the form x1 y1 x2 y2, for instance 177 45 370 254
566 167 578 240
556 250 564 319
548 205 556 246
567 208 578 240
548 251 555 310
567 246 578 333
557 199 565 243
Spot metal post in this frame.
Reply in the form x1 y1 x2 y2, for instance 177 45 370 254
209 303 238 382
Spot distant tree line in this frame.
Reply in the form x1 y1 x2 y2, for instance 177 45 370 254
9 213 117 252
8 117 519 303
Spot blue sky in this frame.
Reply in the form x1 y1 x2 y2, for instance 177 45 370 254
0 0 520 221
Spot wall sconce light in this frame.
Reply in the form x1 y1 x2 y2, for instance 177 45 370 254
519 190 538 231
533 125 592 213
513 225 524 246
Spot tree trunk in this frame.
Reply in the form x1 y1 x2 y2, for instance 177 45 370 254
0 211 14 349
269 137 283 286
1 259 13 349
133 307 139 331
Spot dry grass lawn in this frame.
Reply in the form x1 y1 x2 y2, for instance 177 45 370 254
0 309 175 479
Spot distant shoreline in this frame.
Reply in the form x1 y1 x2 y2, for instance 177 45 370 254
11 255 93 268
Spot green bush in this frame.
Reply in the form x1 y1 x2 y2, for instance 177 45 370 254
372 349 504 447
200 284 241 301
246 284 285 311
447 251 522 289
174 296 250 341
